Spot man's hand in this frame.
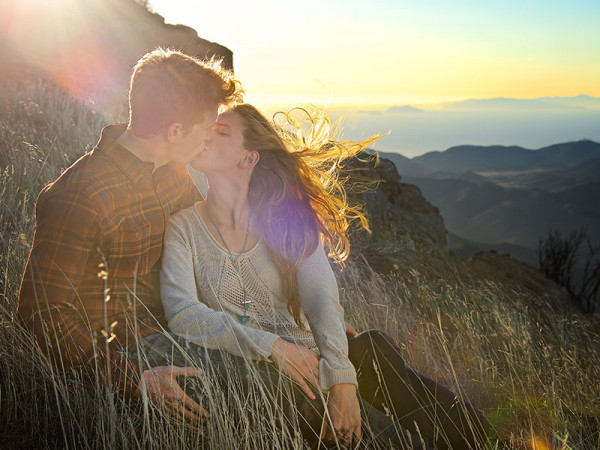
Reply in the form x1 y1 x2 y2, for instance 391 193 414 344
135 365 209 422
269 337 320 400
322 383 362 447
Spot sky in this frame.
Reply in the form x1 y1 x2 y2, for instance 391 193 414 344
148 0 600 107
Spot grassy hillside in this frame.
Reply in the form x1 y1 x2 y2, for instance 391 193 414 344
1 75 600 449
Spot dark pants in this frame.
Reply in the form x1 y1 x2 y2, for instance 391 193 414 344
125 330 487 449
349 330 489 449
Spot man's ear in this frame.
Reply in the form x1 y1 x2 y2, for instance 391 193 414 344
239 151 260 169
166 123 184 143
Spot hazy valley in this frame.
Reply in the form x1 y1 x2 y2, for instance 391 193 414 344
380 140 600 268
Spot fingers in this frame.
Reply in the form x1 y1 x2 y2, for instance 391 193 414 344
140 365 209 424
295 376 317 400
323 425 360 448
166 367 209 422
165 398 207 422
170 365 203 378
271 341 320 394
345 322 358 338
354 420 362 441
179 390 211 421
322 386 362 447
296 347 320 387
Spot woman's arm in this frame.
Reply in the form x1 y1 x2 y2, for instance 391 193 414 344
297 240 357 390
160 219 279 360
298 241 362 445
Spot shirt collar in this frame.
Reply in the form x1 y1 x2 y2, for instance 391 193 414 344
93 124 155 184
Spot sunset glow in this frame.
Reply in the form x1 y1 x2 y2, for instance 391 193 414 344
148 0 600 107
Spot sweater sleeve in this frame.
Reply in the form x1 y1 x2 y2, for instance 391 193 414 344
297 241 357 390
160 218 279 360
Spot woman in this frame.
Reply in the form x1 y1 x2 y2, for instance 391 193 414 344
157 104 488 449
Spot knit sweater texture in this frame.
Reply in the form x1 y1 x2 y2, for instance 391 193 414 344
160 204 357 390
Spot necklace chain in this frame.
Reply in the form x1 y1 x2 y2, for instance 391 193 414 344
207 209 252 324
208 210 251 263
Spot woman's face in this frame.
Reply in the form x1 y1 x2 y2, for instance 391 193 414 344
189 110 248 173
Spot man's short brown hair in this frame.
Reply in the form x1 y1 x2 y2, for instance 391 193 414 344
128 48 243 138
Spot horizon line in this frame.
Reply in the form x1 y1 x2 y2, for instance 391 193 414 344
249 93 600 110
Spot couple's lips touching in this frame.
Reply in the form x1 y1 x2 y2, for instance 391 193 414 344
194 146 207 157
189 146 206 164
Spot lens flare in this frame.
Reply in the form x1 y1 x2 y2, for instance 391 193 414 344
530 435 552 450
1 0 127 105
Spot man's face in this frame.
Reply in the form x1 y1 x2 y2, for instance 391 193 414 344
170 108 218 164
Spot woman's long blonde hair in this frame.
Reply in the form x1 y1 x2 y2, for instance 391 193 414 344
228 104 379 328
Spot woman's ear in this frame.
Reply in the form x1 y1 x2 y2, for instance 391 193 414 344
166 122 183 143
239 151 260 169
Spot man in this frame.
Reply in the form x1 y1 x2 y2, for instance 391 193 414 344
18 48 242 421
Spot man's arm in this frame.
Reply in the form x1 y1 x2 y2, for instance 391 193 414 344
19 183 210 422
17 185 142 393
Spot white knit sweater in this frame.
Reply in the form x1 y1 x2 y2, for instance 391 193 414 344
160 205 357 390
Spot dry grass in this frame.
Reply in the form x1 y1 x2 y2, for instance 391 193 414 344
1 74 599 449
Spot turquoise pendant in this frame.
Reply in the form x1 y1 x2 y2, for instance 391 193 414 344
241 315 249 324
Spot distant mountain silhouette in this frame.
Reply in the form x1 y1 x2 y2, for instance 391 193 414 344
537 94 600 109
377 151 432 178
439 96 600 111
410 140 600 174
447 232 539 268
387 105 425 114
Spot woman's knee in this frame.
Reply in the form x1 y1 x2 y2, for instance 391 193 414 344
348 329 406 371
363 329 396 346
350 329 399 356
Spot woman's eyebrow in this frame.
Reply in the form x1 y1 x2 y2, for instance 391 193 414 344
214 122 231 129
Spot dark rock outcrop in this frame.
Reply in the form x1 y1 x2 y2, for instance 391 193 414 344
346 155 447 255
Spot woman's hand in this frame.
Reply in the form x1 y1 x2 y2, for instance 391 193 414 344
322 383 362 447
269 337 320 400
345 322 358 338
135 365 210 423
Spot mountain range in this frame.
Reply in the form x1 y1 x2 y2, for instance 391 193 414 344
380 140 600 266
439 95 600 111
377 96 600 116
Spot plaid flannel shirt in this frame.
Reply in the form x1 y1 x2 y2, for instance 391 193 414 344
18 124 201 395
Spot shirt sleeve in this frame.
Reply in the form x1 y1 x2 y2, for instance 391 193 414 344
297 241 357 390
160 219 280 360
17 184 141 395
